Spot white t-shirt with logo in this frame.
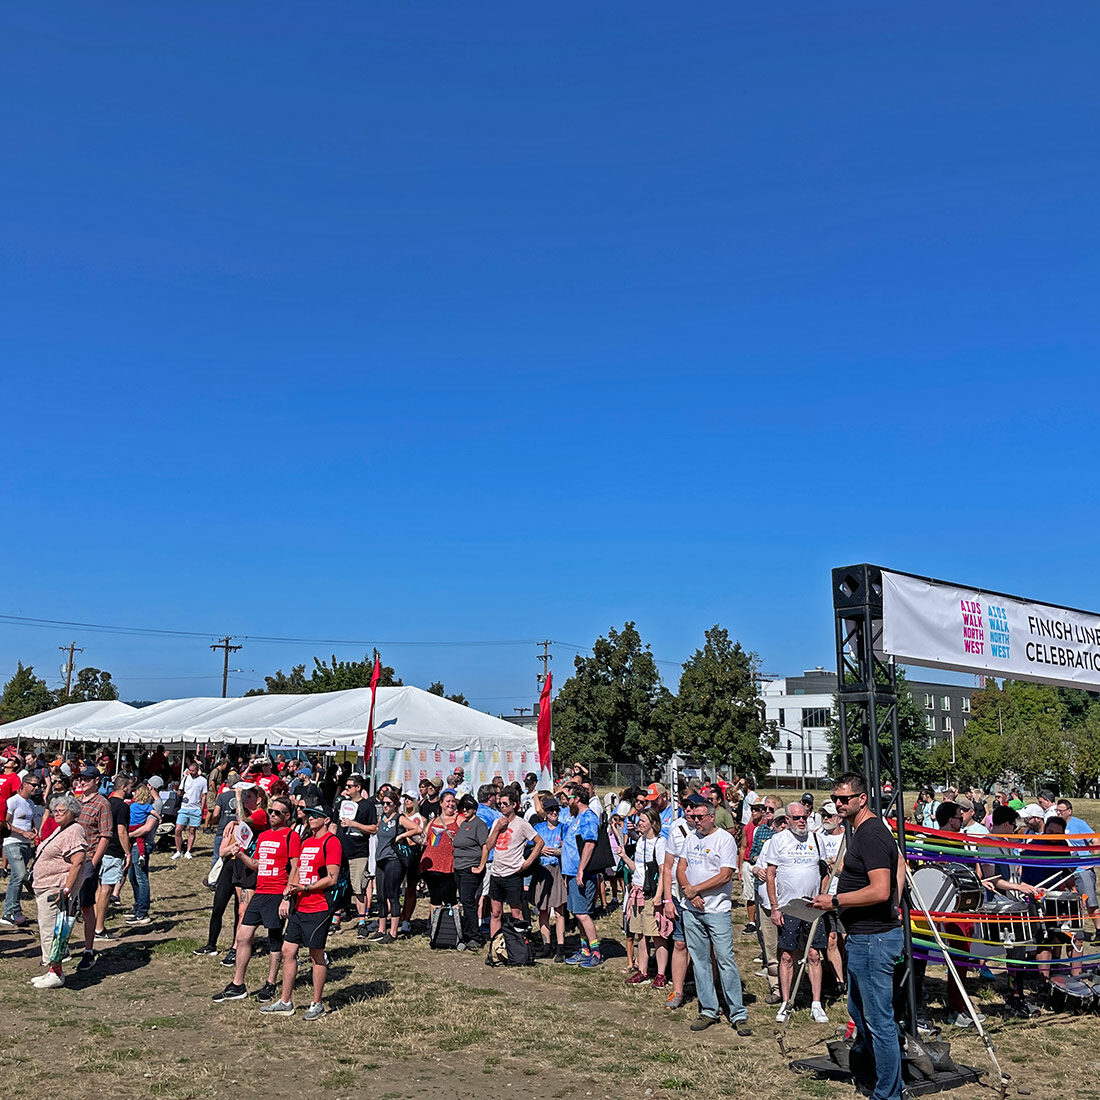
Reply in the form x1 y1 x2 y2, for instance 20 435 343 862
767 828 826 910
679 826 739 913
741 792 758 825
664 817 693 901
820 829 843 895
182 774 208 809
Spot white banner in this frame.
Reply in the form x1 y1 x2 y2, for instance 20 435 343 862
881 570 1100 690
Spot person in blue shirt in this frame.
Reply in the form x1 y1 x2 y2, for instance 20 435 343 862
1055 797 1100 939
560 786 602 967
532 797 568 961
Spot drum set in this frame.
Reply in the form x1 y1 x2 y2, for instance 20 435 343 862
911 863 1095 1009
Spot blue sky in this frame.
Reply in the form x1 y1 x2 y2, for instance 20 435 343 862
3 3 1097 710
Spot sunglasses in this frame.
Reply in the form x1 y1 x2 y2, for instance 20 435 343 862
833 794 859 804
789 813 807 820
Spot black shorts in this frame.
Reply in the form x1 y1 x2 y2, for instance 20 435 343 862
488 871 526 907
778 913 829 954
284 908 333 950
79 864 101 910
423 869 458 907
242 892 285 932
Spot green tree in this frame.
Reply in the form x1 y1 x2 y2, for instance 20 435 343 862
0 662 54 723
552 622 669 772
826 666 931 787
427 681 469 706
60 667 119 703
249 650 403 696
670 625 778 777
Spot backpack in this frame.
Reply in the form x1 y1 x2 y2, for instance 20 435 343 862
485 916 534 967
576 817 615 874
429 904 462 949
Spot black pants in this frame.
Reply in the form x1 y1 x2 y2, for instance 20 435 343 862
206 862 240 949
377 857 404 920
455 867 485 945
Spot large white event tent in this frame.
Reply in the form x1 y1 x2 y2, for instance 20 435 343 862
0 700 139 746
39 686 546 791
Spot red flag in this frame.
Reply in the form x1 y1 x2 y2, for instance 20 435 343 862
365 654 382 761
536 670 552 771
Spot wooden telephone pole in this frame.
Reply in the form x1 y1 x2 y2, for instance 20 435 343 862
59 642 83 697
210 636 242 698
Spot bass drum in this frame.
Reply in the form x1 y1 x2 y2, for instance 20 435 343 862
911 864 983 914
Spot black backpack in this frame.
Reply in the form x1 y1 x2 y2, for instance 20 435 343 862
485 916 534 967
579 820 615 873
429 904 462 949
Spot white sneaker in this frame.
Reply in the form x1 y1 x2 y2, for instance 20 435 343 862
171 852 182 860
775 1005 791 1023
755 968 769 977
183 852 193 860
811 1003 830 1024
34 971 64 989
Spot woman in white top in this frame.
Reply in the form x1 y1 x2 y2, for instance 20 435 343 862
615 807 667 986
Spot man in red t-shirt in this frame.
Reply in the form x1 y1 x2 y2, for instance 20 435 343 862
262 804 342 1020
212 796 301 1004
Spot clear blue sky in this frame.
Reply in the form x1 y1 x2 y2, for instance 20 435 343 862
3 3 1097 710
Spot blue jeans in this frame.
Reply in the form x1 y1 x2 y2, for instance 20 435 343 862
846 927 904 1100
3 840 32 919
128 849 150 918
681 904 747 1023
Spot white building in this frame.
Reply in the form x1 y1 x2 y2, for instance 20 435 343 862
760 668 836 784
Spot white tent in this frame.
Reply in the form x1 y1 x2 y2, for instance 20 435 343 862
0 700 139 744
57 686 546 791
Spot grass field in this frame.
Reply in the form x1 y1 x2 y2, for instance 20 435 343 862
4 819 1100 1100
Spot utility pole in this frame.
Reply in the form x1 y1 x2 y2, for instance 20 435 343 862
59 642 83 697
514 707 531 717
210 636 242 698
536 640 552 689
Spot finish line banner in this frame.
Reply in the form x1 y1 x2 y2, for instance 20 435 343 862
881 570 1100 690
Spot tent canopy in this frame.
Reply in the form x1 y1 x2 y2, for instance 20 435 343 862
0 700 139 742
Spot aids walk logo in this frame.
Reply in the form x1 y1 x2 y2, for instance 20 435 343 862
988 603 1011 660
960 598 985 656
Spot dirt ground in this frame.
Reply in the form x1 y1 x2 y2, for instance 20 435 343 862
4 840 1100 1100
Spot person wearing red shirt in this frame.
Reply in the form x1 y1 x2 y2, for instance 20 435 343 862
256 759 278 794
262 804 342 1020
212 796 301 1004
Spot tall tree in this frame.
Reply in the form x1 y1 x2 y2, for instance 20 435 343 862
671 625 778 778
826 666 931 787
427 681 469 706
61 667 120 703
0 662 54 723
552 622 669 772
248 649 402 696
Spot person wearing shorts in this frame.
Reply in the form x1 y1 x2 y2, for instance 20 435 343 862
486 787 543 937
173 761 208 860
212 797 300 1004
561 786 601 967
659 812 693 1007
262 804 343 1021
74 766 113 972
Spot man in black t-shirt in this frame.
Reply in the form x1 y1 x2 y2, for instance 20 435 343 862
335 774 377 937
813 772 902 1100
95 774 134 943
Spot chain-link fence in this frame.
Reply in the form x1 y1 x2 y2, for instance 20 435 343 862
585 761 647 792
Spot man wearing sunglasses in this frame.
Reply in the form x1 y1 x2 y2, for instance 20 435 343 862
2 774 41 927
812 773 902 1100
212 797 301 1004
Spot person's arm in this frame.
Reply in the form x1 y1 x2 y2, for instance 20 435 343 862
766 863 782 923
62 847 86 895
485 818 505 849
576 839 595 886
520 833 545 875
117 813 132 863
660 847 677 906
814 866 894 910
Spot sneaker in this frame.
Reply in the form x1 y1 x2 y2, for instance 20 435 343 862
653 974 668 990
357 923 371 939
34 970 64 990
171 852 182 860
754 968 769 977
303 1001 326 1021
775 1005 791 1023
254 981 279 1003
690 1014 719 1031
579 952 603 968
76 950 97 972
625 970 651 985
220 948 237 968
833 981 848 998
367 929 386 942
259 999 295 1014
0 917 17 928
553 949 566 963
94 929 116 942
127 916 152 927
212 982 248 1003
399 920 411 934
952 1011 986 1028
741 923 757 935
193 945 219 957
378 933 396 945
183 852 193 860
765 991 782 1005
811 1003 830 1024
733 1019 753 1037
109 895 123 907
564 949 588 965
752 954 763 963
